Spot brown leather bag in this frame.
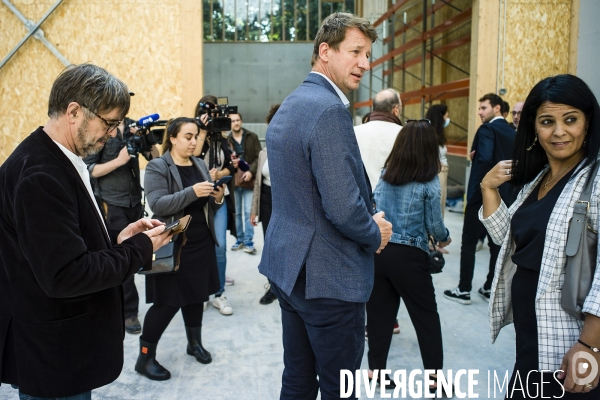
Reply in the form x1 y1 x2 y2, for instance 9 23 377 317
235 168 255 189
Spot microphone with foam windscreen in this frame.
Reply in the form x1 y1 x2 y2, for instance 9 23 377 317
137 114 160 126
197 102 217 112
238 159 250 172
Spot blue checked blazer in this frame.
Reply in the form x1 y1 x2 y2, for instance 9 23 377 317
258 73 381 303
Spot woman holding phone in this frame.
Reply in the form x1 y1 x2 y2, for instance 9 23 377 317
136 117 224 381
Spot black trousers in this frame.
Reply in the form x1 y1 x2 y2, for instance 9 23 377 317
259 184 272 239
507 267 600 399
366 243 443 371
106 202 143 319
458 200 501 292
141 303 204 344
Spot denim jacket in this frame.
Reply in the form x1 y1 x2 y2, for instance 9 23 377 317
373 171 450 253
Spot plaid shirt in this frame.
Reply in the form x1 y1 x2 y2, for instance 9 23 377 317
480 160 600 371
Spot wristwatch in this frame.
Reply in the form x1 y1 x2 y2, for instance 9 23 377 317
579 339 600 352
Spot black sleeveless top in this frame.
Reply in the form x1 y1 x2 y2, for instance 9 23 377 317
510 167 577 271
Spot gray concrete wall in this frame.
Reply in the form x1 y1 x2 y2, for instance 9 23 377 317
577 0 600 97
204 43 313 123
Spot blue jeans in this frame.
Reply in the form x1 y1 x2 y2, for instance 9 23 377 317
12 385 91 400
234 187 254 245
270 271 365 400
213 203 228 295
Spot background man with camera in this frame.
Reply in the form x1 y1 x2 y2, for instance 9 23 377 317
84 115 157 334
227 113 262 255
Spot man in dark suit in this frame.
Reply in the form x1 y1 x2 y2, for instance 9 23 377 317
511 101 525 130
444 93 516 305
259 13 392 399
0 63 170 399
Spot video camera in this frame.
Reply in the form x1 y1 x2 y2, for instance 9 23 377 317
196 97 238 132
126 114 167 157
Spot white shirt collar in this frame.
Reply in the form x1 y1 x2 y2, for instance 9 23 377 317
52 139 109 238
53 140 87 172
489 116 504 123
310 71 350 108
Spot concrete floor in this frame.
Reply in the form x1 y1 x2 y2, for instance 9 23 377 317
0 209 516 399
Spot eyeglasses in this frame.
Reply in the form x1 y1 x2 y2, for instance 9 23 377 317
405 119 431 124
511 111 522 116
82 104 121 134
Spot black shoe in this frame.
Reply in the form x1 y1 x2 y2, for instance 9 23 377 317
135 338 171 381
125 316 141 334
185 326 212 364
478 286 491 302
443 287 471 305
369 373 396 389
259 285 277 305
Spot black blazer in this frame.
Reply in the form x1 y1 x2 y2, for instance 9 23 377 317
467 118 516 205
0 127 153 398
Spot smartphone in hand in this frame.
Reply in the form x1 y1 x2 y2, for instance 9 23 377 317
213 175 232 190
161 215 192 234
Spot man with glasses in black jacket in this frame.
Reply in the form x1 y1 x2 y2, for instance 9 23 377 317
84 112 156 334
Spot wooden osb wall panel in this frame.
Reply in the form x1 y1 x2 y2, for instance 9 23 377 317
0 1 66 164
467 0 574 148
568 0 579 75
0 0 203 165
501 0 572 112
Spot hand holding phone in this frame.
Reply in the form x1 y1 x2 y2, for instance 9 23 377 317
162 215 192 234
213 175 232 190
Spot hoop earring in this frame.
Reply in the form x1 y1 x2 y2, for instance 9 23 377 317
526 133 538 151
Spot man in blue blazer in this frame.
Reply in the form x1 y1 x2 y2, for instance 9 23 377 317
259 12 392 399
444 93 516 305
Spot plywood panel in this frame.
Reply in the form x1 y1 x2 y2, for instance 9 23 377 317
0 0 196 165
568 0 580 75
181 0 203 116
501 0 572 113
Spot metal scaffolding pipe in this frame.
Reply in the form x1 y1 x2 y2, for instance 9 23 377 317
0 0 65 71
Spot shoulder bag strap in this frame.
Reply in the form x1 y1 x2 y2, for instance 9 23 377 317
566 161 600 256
161 157 175 224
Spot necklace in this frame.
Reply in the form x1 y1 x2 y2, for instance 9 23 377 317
543 157 580 189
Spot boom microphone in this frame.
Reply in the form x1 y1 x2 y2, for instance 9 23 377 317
137 113 160 126
197 102 217 112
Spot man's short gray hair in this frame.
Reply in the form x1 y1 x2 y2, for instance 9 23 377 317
47 63 130 120
373 89 401 113
311 12 378 66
